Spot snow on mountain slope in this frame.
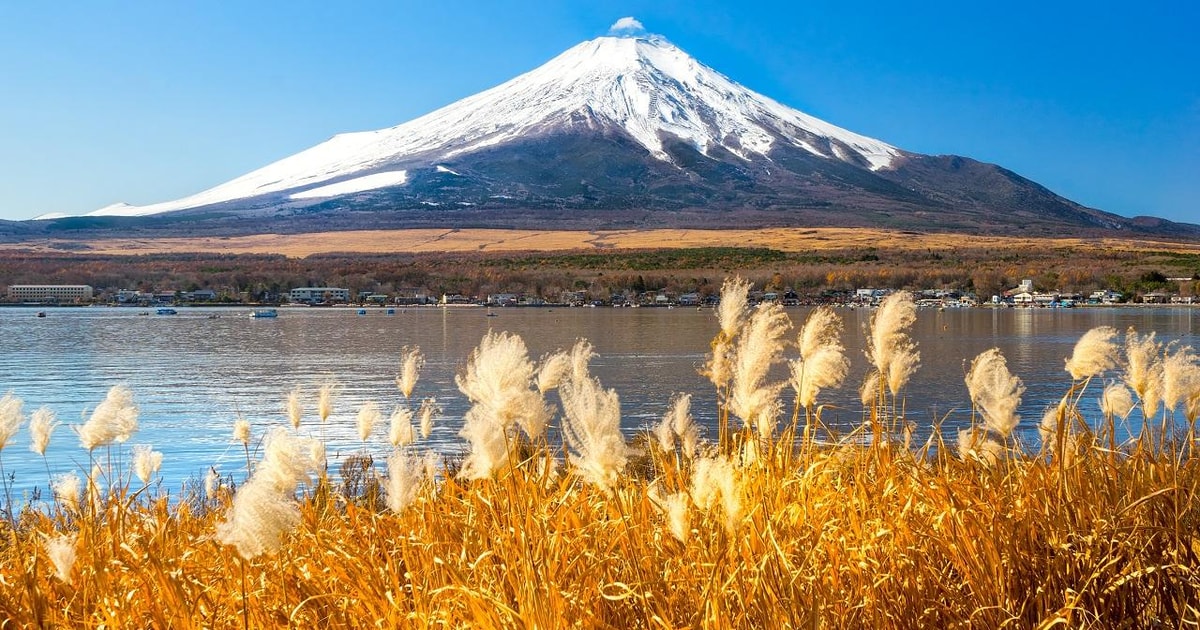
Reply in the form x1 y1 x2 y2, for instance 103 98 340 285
89 34 899 217
288 170 408 199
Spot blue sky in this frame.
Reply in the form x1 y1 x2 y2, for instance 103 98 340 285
1 1 1196 224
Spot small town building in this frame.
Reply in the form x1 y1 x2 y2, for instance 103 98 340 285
6 285 94 302
289 287 350 304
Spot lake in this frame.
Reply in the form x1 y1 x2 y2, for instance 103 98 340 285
1 304 1196 501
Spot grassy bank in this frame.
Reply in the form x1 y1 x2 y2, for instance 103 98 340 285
1 228 1198 304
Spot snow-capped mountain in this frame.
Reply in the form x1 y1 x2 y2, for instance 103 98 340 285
89 35 898 217
79 31 1178 236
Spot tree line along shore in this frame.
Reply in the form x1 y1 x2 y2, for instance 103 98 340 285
0 245 1196 307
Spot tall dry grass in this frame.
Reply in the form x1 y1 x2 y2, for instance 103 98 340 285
1 284 1199 628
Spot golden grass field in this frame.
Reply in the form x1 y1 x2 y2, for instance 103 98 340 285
1 286 1198 627
9 227 1200 257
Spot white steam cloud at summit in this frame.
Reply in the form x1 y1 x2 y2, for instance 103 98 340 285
609 17 645 35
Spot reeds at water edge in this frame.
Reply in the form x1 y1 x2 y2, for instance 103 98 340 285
1 278 1199 627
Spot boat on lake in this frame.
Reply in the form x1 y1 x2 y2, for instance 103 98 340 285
249 308 278 319
156 308 178 315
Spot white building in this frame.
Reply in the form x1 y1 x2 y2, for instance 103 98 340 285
7 285 93 302
289 287 350 304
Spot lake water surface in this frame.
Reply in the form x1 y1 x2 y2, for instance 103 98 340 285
1 305 1196 500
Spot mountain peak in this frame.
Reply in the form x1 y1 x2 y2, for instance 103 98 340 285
70 26 1179 238
88 30 901 217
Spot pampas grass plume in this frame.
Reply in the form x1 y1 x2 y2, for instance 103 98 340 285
559 340 629 492
536 350 570 393
456 331 552 479
28 405 56 453
690 455 742 533
728 302 791 439
78 385 138 451
1163 344 1200 413
1065 326 1119 380
422 452 441 484
216 476 301 560
704 277 752 390
1124 329 1164 417
44 533 78 582
356 400 381 442
317 382 338 423
418 398 439 439
388 406 415 447
257 428 323 493
233 418 251 447
792 306 850 408
652 409 675 452
666 492 691 543
964 348 1024 438
385 450 424 513
285 386 303 429
52 472 81 513
133 444 163 485
0 392 24 451
655 392 698 456
204 467 219 500
690 456 724 512
716 277 752 337
956 426 1005 466
1100 383 1135 420
217 427 325 559
397 346 425 399
29 406 56 456
457 407 511 481
866 292 921 395
1038 396 1069 448
672 394 700 459
860 370 880 406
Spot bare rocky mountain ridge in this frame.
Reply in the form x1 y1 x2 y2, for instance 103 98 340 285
12 34 1198 241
